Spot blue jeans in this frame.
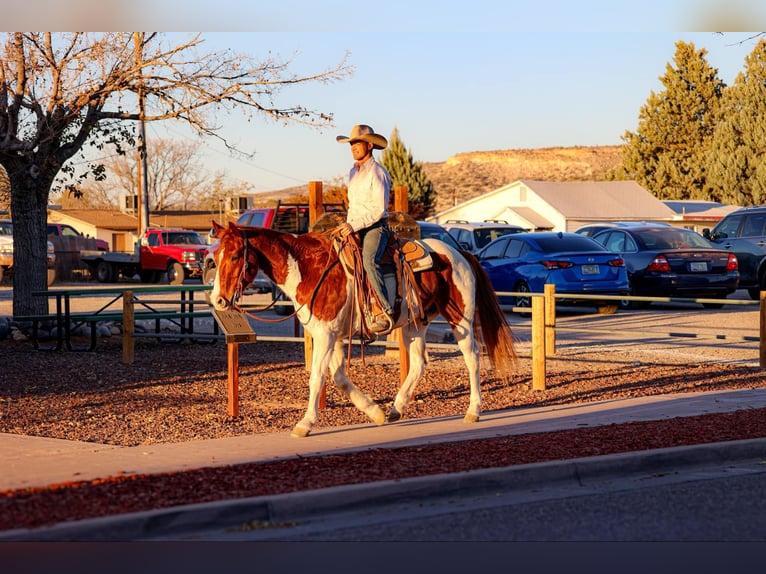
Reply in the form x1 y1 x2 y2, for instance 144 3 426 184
359 220 392 316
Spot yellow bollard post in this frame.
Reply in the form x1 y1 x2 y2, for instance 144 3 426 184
532 294 546 390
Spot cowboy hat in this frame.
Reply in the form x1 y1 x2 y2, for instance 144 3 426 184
336 124 388 150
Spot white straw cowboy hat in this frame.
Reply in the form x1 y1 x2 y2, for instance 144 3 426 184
336 124 388 150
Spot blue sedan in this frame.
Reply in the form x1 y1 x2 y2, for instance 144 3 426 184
477 232 630 314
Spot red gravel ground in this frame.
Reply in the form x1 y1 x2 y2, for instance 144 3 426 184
1 337 765 531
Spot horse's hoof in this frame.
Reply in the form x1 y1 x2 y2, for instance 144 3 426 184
463 413 479 424
291 425 311 438
387 411 401 423
366 406 386 425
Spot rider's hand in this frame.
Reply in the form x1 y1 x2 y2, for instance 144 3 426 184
334 223 354 239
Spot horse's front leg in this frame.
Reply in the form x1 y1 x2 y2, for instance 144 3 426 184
328 340 385 426
291 331 335 438
388 324 428 422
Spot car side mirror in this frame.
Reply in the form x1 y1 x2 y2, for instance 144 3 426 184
702 228 711 239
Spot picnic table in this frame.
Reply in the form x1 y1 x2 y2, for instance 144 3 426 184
24 284 217 351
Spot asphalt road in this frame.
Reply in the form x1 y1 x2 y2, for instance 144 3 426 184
150 453 766 542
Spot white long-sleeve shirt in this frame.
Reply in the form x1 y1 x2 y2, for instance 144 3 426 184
345 156 391 231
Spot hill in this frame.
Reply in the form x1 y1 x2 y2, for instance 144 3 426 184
255 145 624 214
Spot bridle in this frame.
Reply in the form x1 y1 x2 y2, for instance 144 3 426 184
230 229 339 324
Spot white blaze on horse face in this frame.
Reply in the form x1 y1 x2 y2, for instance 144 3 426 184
209 243 226 310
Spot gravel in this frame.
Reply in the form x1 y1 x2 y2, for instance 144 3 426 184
1 335 765 530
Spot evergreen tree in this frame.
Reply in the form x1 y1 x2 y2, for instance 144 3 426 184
381 127 435 219
621 40 725 200
706 39 766 206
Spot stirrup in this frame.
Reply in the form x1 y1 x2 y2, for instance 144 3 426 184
370 313 393 334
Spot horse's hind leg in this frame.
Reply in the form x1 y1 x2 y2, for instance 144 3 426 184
453 320 482 423
328 340 386 425
388 324 428 422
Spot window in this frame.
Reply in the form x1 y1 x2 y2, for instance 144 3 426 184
742 214 766 238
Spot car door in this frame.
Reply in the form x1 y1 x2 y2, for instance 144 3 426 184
708 213 766 286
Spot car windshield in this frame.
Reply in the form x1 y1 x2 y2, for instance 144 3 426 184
533 235 606 253
635 229 712 250
164 232 205 245
420 224 461 249
474 228 520 250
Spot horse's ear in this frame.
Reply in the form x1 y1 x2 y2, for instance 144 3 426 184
227 221 239 232
212 220 224 233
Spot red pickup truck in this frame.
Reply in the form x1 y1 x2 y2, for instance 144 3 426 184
81 227 208 284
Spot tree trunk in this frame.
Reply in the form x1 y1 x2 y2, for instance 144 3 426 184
7 162 56 318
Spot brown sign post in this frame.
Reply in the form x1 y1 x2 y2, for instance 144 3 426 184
213 309 258 417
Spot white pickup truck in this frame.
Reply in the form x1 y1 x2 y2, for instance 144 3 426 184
0 218 57 285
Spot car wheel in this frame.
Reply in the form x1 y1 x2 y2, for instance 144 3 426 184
167 261 185 285
514 281 532 314
747 286 764 300
96 260 114 283
203 265 217 286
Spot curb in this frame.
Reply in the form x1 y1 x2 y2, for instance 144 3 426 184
4 436 766 541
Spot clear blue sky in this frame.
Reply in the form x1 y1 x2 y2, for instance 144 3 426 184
150 30 762 193
6 1 766 194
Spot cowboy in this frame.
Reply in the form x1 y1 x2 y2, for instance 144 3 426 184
334 124 393 334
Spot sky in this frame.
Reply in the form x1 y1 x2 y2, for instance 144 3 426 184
5 1 766 195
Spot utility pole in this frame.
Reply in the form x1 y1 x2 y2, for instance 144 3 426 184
134 32 150 236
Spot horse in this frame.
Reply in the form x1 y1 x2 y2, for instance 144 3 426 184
209 220 517 438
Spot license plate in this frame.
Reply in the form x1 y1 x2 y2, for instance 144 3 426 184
689 261 708 272
582 264 599 275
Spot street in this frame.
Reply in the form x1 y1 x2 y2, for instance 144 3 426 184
152 453 766 541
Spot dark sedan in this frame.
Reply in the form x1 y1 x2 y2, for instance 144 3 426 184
477 231 630 314
591 225 739 308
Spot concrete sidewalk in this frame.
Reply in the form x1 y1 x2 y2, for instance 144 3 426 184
5 387 766 492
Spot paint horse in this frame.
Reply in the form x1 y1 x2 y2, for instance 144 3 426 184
210 220 516 438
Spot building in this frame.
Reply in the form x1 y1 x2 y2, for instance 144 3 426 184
428 180 677 232
47 208 229 252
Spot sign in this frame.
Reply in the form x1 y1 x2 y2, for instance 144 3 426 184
212 309 257 343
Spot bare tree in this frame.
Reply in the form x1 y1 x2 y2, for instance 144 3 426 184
0 32 351 315
72 137 220 210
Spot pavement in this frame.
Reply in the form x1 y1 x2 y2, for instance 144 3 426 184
3 386 766 541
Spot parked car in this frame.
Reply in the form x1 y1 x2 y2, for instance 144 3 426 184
416 220 462 250
47 222 109 251
0 218 57 285
442 220 526 254
575 221 671 237
476 231 629 314
592 225 739 309
703 205 766 299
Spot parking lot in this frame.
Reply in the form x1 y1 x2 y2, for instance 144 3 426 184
1 282 761 367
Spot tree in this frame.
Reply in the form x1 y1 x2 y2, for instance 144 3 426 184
0 32 351 316
381 127 435 219
0 166 9 213
706 39 766 206
620 40 725 200
69 137 229 210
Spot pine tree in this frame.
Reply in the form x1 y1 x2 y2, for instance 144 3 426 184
381 127 436 219
706 39 766 206
621 40 725 200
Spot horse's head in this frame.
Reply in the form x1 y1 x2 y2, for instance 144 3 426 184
210 220 258 311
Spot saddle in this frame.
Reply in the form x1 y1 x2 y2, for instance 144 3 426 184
333 231 432 339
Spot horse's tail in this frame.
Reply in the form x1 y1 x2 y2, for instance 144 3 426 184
464 251 517 381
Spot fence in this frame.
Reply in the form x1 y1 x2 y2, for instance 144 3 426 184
507 284 766 390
